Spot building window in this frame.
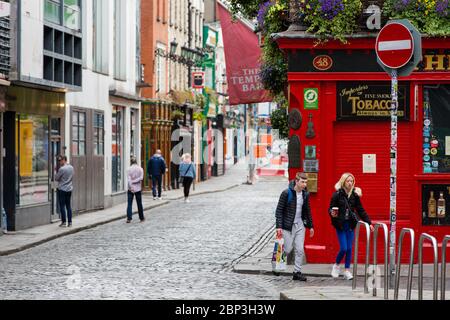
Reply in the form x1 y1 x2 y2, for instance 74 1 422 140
422 84 450 174
112 106 124 192
63 0 81 30
15 115 49 206
156 43 167 94
72 111 86 156
44 0 80 31
130 109 138 158
93 112 104 156
44 0 61 25
93 0 109 74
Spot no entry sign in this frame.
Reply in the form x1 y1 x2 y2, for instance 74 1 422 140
375 22 414 69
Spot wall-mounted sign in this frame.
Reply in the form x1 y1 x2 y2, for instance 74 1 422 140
337 82 410 120
304 88 318 110
192 72 205 89
304 160 319 173
313 55 333 71
446 136 450 156
363 154 376 173
306 173 318 193
305 145 316 160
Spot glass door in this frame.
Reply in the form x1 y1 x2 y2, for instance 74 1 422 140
50 118 62 222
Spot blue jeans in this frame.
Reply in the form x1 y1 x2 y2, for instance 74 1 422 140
151 175 162 197
58 189 72 224
335 222 354 268
127 191 144 221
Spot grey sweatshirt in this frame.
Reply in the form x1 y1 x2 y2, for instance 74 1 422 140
55 164 74 192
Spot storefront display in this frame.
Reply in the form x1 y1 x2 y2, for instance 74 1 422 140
423 184 449 226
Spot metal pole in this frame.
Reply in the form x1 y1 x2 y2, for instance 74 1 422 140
394 228 415 300
442 236 450 300
418 233 438 300
352 221 370 294
373 223 389 299
389 68 398 289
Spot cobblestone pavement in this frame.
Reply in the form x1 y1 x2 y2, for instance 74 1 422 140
0 178 292 300
1 174 447 300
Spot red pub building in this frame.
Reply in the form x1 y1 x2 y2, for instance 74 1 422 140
274 29 450 263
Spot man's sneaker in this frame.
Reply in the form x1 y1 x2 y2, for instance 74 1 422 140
292 272 307 281
59 222 66 227
158 197 162 200
67 223 72 227
153 197 157 200
185 198 190 203
331 264 340 278
126 220 131 223
343 270 353 280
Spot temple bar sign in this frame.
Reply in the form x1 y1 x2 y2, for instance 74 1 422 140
336 82 410 121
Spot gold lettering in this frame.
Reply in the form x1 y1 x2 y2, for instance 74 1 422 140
349 96 359 114
424 54 446 71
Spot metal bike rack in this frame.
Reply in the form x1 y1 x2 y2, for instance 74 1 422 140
394 228 415 300
352 221 371 294
441 235 450 300
418 233 438 300
372 223 389 299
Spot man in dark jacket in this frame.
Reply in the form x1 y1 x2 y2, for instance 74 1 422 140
275 172 314 281
147 150 167 200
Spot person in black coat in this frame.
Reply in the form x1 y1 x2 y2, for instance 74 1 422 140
328 173 374 280
275 172 314 281
147 149 167 200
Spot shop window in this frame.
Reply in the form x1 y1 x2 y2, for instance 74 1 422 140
422 184 449 226
72 111 86 156
93 112 104 156
15 115 50 206
112 106 124 192
130 109 138 158
422 85 450 173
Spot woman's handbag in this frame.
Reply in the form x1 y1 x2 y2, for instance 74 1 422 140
271 236 286 273
179 163 192 185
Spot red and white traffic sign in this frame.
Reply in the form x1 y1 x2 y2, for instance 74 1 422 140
375 22 414 69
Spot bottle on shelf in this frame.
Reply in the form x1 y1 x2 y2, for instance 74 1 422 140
428 191 437 218
437 192 446 218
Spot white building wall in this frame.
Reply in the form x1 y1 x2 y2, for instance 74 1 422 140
66 0 140 198
19 0 44 79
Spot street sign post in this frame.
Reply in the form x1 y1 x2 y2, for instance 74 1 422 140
375 20 422 289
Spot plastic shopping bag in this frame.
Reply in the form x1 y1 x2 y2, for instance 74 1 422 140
271 237 286 272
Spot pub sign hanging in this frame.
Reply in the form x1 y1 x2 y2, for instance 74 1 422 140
336 82 410 121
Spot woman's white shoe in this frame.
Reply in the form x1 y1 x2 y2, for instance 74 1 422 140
331 264 340 278
343 270 353 280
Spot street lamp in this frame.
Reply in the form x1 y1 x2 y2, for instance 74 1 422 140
170 38 178 57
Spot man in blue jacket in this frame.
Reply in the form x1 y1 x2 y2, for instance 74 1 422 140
147 150 167 200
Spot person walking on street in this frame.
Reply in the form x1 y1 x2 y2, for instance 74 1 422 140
329 173 374 280
147 149 167 200
55 155 74 227
126 157 145 223
275 172 315 281
179 153 196 203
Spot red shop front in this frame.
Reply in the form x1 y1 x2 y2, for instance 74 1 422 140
274 32 450 263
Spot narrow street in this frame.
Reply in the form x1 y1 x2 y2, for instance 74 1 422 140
0 177 295 300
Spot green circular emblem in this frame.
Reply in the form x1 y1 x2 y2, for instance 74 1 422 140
304 89 318 103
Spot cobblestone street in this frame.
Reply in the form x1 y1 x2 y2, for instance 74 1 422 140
0 177 297 300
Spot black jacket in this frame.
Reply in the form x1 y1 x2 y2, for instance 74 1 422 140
328 188 371 231
275 181 314 231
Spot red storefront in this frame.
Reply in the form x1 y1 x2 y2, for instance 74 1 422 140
274 32 450 263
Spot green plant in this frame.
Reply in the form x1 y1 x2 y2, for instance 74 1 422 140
383 0 450 36
270 98 289 139
298 0 363 43
171 110 184 120
195 93 206 109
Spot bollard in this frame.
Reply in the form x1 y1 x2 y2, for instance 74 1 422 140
441 235 450 300
373 223 389 299
394 228 415 300
352 221 371 294
418 233 438 300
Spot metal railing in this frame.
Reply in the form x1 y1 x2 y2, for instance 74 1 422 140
441 235 450 300
418 233 438 300
394 228 415 300
372 223 389 299
352 221 371 294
